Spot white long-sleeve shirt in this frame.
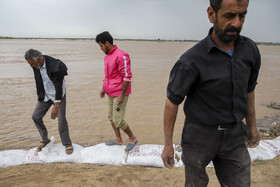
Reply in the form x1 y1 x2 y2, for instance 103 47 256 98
39 61 66 103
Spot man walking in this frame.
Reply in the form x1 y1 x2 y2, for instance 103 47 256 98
162 0 260 186
25 49 73 154
95 31 138 151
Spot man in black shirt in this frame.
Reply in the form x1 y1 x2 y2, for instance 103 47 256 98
161 0 260 186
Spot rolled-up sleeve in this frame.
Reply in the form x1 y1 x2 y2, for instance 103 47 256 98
167 58 198 105
247 48 261 93
118 54 132 82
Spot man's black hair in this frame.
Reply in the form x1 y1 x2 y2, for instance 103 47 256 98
95 31 113 45
210 0 249 13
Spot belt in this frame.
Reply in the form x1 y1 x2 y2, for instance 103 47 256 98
217 123 235 131
188 122 237 131
218 125 228 131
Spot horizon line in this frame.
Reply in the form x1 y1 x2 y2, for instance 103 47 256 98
0 36 279 45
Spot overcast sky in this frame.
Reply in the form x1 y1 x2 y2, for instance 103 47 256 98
0 0 279 42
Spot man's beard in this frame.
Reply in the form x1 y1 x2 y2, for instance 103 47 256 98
214 17 241 43
36 63 42 69
104 46 109 54
37 64 43 69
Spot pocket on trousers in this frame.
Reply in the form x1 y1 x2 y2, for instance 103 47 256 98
240 122 249 141
230 122 248 147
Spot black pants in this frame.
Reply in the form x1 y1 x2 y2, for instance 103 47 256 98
181 122 251 187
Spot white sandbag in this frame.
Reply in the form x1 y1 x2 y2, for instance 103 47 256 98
21 147 45 164
0 150 27 168
41 143 83 164
81 143 127 166
261 138 280 155
248 138 280 160
21 136 83 165
21 136 55 165
126 144 165 167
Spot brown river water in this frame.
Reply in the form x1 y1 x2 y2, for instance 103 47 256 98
0 39 279 150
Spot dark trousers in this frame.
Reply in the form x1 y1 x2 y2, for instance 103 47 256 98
181 122 251 187
32 95 72 147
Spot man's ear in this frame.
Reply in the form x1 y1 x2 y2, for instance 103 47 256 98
105 41 110 47
207 6 215 24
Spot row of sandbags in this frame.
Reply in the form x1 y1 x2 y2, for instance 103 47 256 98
1 136 280 168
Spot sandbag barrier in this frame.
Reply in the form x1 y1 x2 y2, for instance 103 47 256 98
1 136 279 168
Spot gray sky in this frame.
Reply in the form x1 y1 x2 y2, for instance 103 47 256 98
0 0 279 42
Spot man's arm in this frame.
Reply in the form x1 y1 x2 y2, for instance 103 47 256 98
51 62 67 119
51 75 62 120
51 102 60 119
116 53 132 105
53 62 67 102
116 81 129 105
161 97 179 169
245 91 260 148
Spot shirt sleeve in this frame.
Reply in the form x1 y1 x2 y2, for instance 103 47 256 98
117 54 132 82
247 46 261 93
53 62 68 101
167 58 198 105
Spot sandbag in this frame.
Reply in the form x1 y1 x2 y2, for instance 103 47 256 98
21 136 83 165
127 144 167 168
81 143 128 166
248 138 280 160
0 150 27 168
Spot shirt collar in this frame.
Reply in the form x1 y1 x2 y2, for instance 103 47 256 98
108 45 118 55
206 27 244 53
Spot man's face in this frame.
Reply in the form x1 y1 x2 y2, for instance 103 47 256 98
213 0 248 43
98 41 109 54
27 58 43 69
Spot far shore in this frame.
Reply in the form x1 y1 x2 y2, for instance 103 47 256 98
0 36 279 45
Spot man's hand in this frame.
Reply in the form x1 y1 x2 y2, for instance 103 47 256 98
245 91 260 148
161 145 175 169
117 81 129 105
116 94 124 105
51 103 60 119
162 98 178 169
100 89 105 98
246 126 260 148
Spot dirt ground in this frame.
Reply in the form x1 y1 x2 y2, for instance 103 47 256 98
0 155 279 187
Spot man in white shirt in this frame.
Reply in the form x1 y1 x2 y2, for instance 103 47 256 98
25 49 73 154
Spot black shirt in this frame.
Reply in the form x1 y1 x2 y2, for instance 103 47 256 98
167 28 261 126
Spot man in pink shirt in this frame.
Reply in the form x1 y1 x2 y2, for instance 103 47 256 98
95 31 138 151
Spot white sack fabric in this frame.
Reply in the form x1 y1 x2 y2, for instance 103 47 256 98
0 136 279 168
81 143 128 166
